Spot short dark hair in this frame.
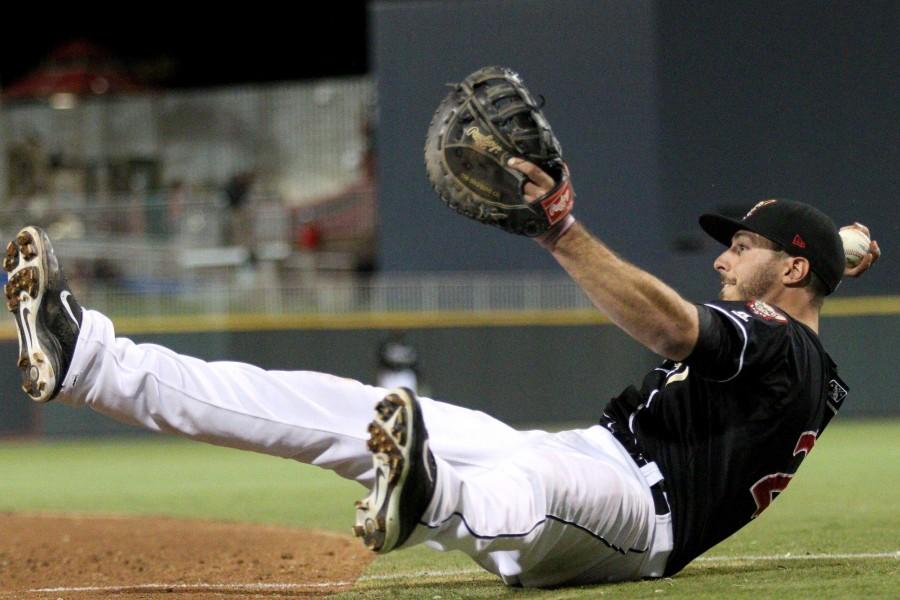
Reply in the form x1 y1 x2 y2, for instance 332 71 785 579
806 271 828 309
773 247 827 309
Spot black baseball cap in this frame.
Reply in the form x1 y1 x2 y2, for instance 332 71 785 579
699 198 844 294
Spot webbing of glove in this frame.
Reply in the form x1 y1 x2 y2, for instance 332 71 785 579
461 68 555 161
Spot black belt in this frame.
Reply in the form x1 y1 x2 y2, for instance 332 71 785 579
649 481 670 516
605 423 671 516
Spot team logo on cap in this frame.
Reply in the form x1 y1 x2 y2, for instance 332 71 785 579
747 300 787 323
744 199 778 220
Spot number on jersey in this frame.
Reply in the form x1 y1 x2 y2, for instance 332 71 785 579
749 431 817 518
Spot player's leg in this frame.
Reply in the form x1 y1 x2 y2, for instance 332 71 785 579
4 226 533 487
421 426 669 586
62 308 539 483
353 387 670 587
50 305 387 480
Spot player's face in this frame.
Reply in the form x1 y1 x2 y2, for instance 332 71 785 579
714 231 785 301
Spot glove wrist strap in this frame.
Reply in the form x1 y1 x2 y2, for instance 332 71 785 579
536 215 577 251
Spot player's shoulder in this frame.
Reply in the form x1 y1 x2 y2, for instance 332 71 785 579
687 300 801 381
701 300 792 328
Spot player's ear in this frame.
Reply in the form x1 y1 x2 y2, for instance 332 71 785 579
783 256 811 286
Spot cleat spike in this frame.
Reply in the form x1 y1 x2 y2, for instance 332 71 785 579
19 268 38 297
352 525 365 537
376 399 398 420
388 457 403 484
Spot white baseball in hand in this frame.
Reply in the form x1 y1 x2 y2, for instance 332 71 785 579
840 228 870 267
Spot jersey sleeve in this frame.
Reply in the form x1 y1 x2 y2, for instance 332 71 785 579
684 300 792 381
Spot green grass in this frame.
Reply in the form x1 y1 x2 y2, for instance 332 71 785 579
0 436 365 531
1 419 898 598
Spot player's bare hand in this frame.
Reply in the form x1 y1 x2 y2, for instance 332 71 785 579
507 158 555 202
840 222 881 278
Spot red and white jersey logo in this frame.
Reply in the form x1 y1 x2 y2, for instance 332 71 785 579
747 300 787 323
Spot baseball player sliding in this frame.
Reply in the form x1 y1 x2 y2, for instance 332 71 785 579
2 68 882 587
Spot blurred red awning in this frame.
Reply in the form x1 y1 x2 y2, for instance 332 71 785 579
3 40 147 100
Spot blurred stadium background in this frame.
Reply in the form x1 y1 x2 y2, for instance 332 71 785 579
0 0 896 438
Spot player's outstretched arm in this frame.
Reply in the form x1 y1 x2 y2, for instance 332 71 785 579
509 159 699 361
554 222 699 361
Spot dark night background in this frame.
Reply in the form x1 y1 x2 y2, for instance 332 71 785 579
0 4 370 89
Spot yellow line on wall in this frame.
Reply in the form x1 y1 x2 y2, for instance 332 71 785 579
90 309 611 336
820 295 900 317
0 296 895 339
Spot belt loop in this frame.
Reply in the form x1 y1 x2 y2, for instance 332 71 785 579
640 461 663 487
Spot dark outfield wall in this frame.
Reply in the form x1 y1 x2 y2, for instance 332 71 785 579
1 313 896 437
372 0 898 300
371 0 667 276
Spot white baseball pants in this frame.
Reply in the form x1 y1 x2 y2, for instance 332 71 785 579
58 310 672 587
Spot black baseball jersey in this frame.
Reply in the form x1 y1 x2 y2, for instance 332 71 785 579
601 300 848 576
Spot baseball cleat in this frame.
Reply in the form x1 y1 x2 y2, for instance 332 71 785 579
353 387 436 553
4 226 82 402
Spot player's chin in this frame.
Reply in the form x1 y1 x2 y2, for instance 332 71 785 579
718 284 739 301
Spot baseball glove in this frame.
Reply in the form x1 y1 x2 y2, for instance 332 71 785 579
424 66 574 238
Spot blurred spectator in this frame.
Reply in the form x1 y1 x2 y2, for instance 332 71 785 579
165 179 189 235
376 333 420 392
295 220 322 251
92 258 123 285
7 135 49 198
223 171 256 248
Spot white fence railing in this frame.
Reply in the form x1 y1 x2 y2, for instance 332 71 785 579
73 274 594 318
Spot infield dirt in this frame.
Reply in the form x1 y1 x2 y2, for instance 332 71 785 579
0 512 375 599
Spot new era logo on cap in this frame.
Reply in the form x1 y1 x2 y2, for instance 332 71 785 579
792 234 806 249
